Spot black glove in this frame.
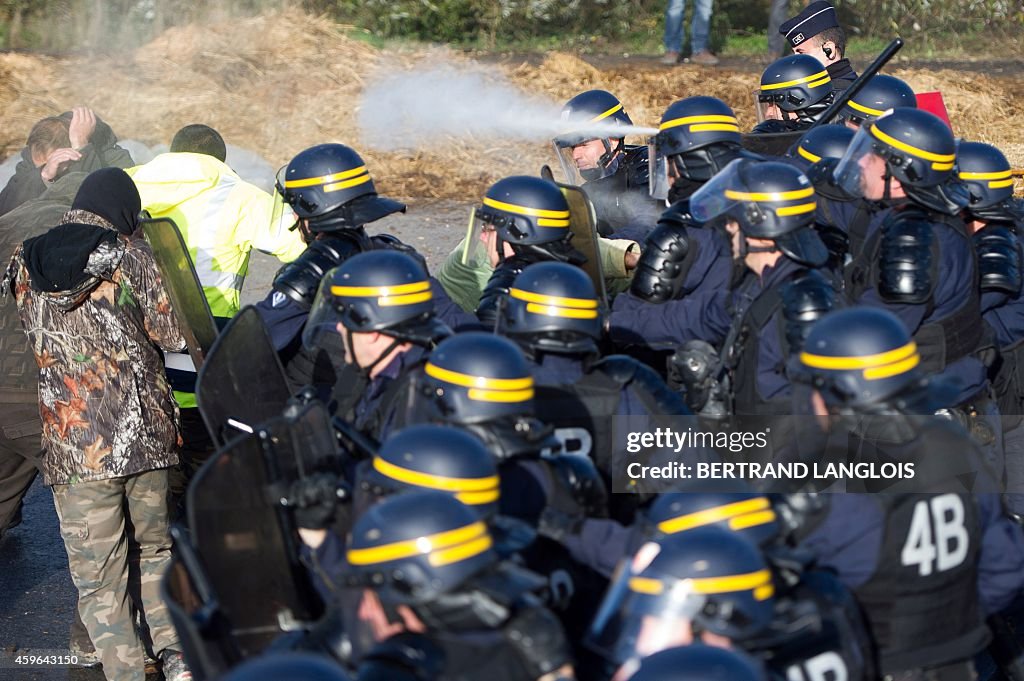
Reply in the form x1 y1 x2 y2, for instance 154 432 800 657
476 255 533 326
287 472 349 530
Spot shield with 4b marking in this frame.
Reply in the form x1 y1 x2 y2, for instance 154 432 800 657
141 217 218 369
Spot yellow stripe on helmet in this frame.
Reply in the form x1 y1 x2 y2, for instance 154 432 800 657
960 170 1013 181
509 287 598 309
760 69 830 91
629 577 664 595
372 457 499 494
424 362 533 391
724 187 815 202
590 102 624 123
455 488 501 506
729 509 777 531
284 165 368 189
847 99 886 118
325 174 372 193
801 341 920 381
869 125 956 169
525 302 600 320
797 146 822 164
775 201 817 217
536 217 572 228
331 280 432 307
467 387 535 403
659 114 739 132
378 291 433 307
629 570 775 599
483 197 570 220
690 123 741 133
430 535 493 567
657 497 772 534
347 521 488 566
989 179 1016 189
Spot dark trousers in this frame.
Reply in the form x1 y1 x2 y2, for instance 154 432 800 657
168 407 215 520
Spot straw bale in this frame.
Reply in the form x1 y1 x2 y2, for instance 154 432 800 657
0 10 1021 199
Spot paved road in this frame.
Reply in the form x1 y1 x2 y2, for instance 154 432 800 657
0 200 469 680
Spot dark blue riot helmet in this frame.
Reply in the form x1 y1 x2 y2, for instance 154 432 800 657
587 527 776 668
360 425 501 519
416 332 536 426
554 90 634 183
690 158 828 267
641 480 781 547
629 645 767 681
790 307 953 411
792 125 856 170
837 74 917 128
344 489 498 605
756 54 834 125
649 97 744 199
498 261 603 357
835 108 970 214
275 143 405 233
303 251 450 374
957 140 1024 223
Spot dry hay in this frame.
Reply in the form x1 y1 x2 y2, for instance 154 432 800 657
0 10 1023 200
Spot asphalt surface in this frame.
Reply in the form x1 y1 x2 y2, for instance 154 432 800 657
0 200 470 680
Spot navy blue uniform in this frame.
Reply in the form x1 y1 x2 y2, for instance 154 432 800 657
610 257 808 409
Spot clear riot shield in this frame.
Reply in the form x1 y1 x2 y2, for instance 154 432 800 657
196 306 293 448
540 165 608 309
141 217 218 370
185 427 325 657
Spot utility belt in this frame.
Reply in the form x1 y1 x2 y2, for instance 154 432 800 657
883 660 975 681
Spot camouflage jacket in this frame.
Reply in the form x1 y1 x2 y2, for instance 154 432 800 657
1 209 186 485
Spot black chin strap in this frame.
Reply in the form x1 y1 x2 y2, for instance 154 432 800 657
347 328 402 381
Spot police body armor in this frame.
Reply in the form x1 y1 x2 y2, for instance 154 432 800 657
845 206 987 378
630 200 700 303
853 493 987 674
581 145 662 237
534 356 688 477
279 231 422 390
976 223 1024 421
724 269 837 417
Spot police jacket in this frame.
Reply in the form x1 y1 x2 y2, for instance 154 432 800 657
581 146 663 239
826 59 858 90
610 257 832 415
837 200 989 406
797 424 1024 673
0 113 133 217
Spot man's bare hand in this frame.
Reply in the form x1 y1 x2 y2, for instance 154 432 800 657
40 147 82 183
68 106 97 149
624 248 641 271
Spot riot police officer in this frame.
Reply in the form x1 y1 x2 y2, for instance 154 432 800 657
302 250 451 442
609 159 836 429
627 97 744 305
832 108 1001 472
553 90 662 237
342 490 575 681
788 306 1024 681
835 73 917 129
588 527 868 681
752 54 835 135
628 645 767 681
958 140 1024 515
255 143 467 387
789 125 855 172
498 262 690 494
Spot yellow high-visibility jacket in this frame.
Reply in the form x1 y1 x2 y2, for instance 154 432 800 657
128 152 305 318
128 152 306 407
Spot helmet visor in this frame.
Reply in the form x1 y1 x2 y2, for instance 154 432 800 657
688 157 751 223
586 543 704 666
301 274 347 355
460 207 498 267
271 165 300 236
648 137 671 202
554 141 587 187
833 124 883 199
754 92 788 124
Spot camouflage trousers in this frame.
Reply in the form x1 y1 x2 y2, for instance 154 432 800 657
52 467 179 681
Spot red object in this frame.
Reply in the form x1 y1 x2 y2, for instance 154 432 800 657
916 91 953 132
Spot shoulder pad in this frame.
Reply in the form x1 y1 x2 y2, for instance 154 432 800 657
272 235 365 310
622 145 650 189
543 453 608 519
974 224 1023 295
502 605 573 679
630 218 698 303
806 159 856 202
371 232 428 270
592 354 691 415
878 211 936 304
780 269 838 352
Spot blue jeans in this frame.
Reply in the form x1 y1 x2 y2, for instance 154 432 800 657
663 0 714 53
